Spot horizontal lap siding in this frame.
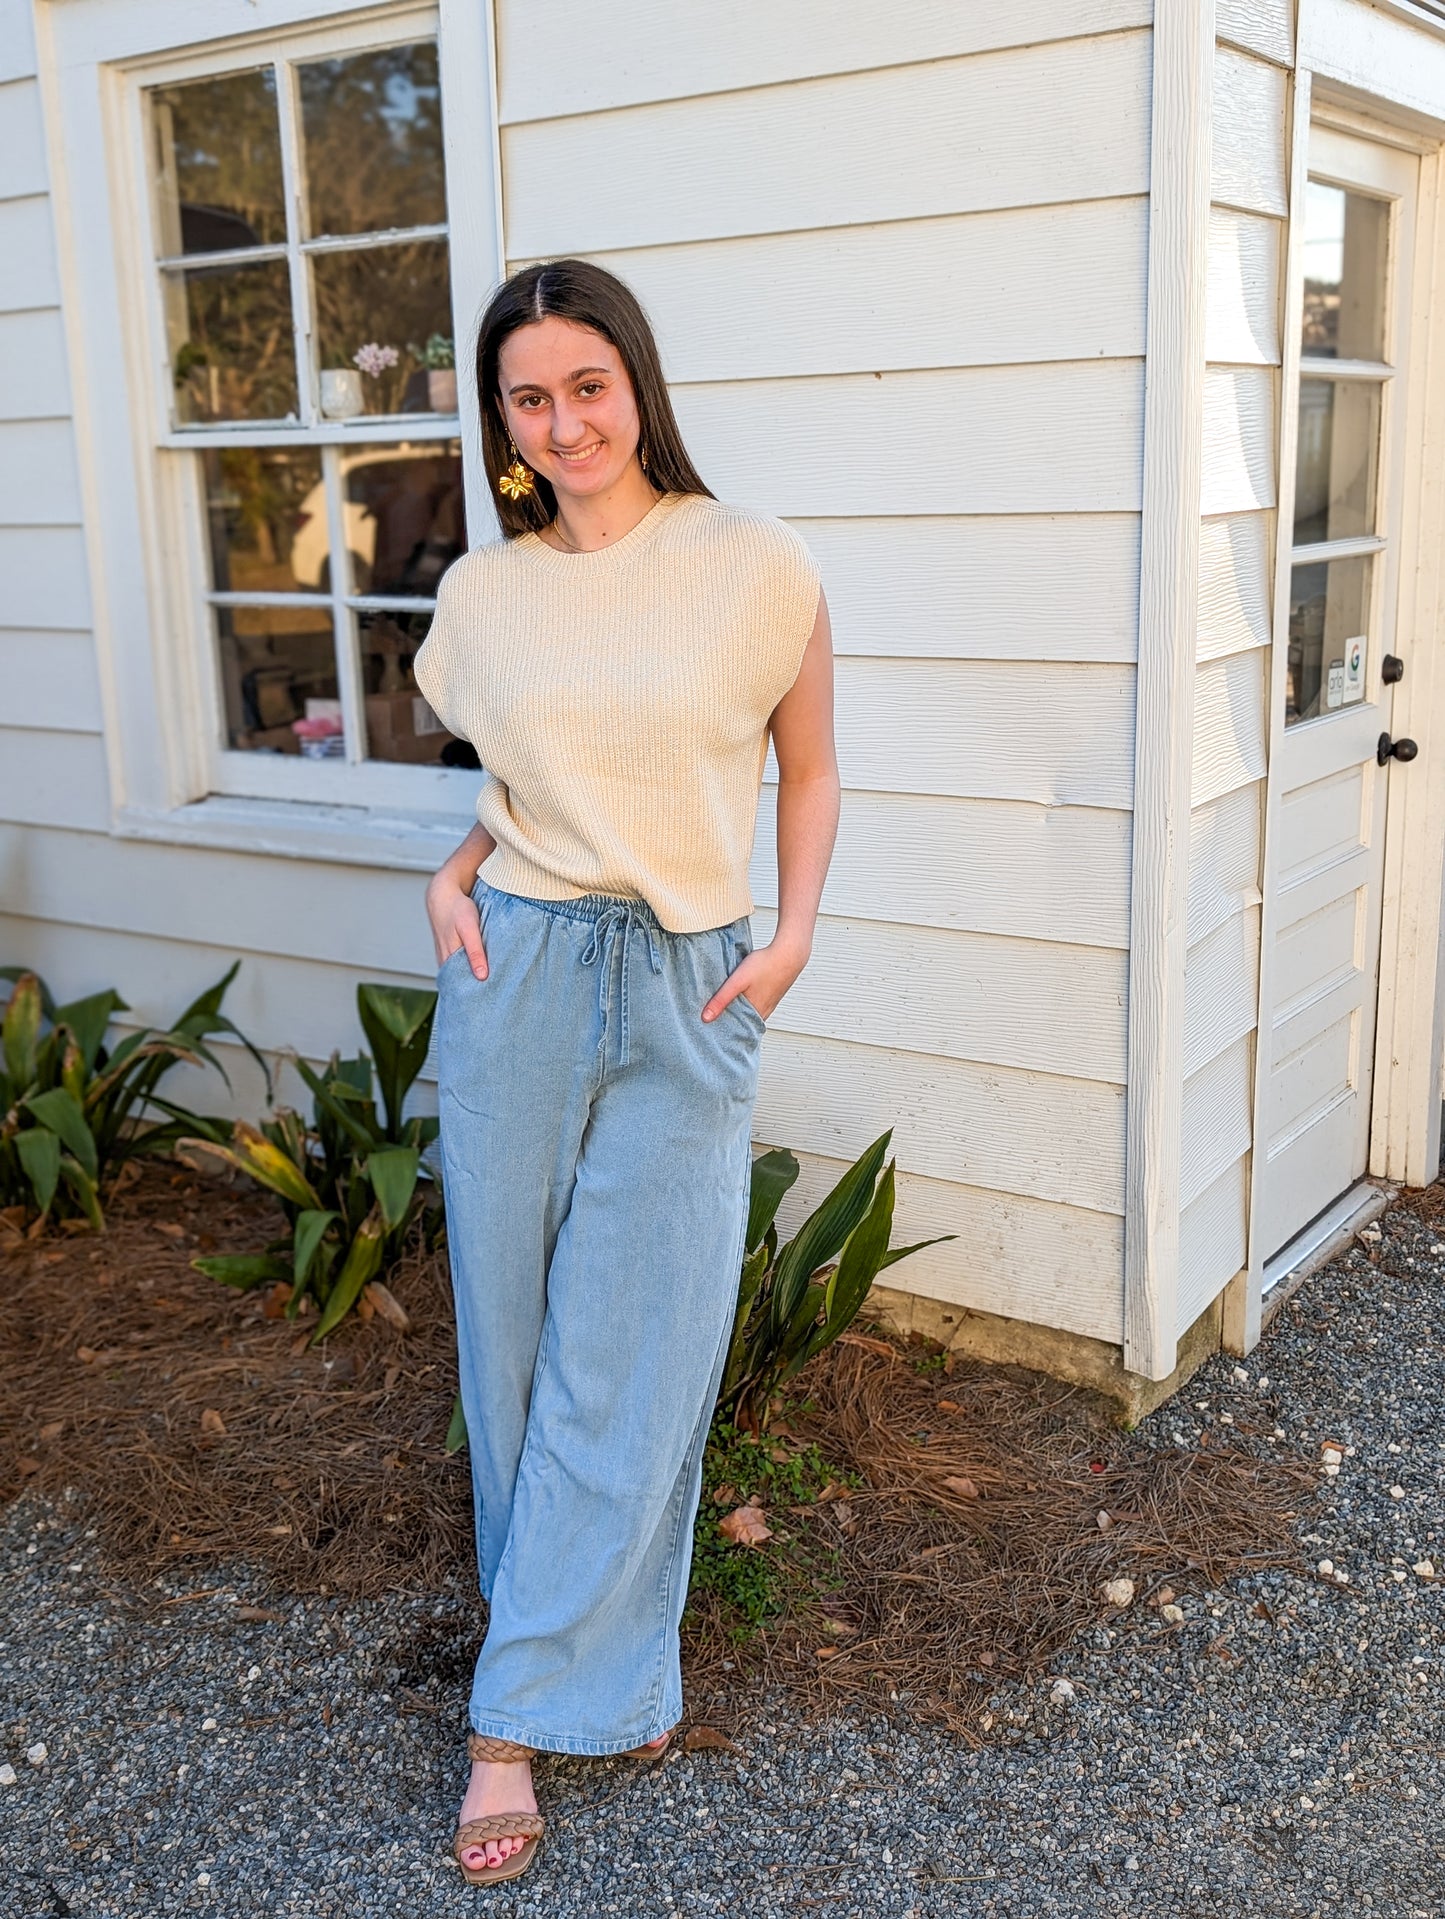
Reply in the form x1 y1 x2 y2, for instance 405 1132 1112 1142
497 18 1154 1339
1179 15 1291 1335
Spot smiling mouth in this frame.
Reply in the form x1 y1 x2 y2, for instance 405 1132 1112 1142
552 441 604 464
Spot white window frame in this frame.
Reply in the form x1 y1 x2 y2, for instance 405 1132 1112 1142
38 0 503 866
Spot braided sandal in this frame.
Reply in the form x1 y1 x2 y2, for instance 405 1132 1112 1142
454 1732 545 1886
622 1726 677 1763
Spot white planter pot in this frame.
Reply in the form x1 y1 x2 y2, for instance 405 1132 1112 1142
319 368 364 419
427 367 458 413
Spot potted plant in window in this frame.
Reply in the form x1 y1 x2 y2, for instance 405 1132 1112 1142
414 333 456 413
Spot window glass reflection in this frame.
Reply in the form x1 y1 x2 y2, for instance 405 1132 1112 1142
358 607 470 764
339 441 465 596
311 242 453 417
1293 379 1380 547
1301 181 1389 361
298 43 445 238
150 69 286 256
165 258 298 423
1287 554 1372 726
204 448 325 594
215 604 339 753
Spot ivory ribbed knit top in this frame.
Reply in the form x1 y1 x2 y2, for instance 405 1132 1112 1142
412 490 823 933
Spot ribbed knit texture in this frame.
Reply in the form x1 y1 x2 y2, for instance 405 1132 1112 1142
413 490 823 933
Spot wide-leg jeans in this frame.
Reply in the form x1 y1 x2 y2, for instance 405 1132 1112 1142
434 877 765 1755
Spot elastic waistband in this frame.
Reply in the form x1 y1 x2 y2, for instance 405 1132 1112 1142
480 879 717 937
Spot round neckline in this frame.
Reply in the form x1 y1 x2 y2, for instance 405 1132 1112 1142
513 489 690 572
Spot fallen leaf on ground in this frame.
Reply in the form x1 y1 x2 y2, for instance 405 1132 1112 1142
38 1421 63 1441
1152 1584 1177 1607
233 1605 282 1623
383 1365 400 1393
836 1332 897 1360
15 1456 41 1477
200 1408 227 1436
154 1222 187 1240
683 1726 739 1753
815 1645 840 1660
718 1503 773 1547
1101 1577 1136 1607
942 1475 980 1499
262 1283 293 1320
355 1291 375 1323
75 1346 126 1366
364 1282 411 1332
815 1481 845 1504
936 1399 962 1414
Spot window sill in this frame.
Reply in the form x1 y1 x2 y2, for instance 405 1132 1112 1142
113 794 471 873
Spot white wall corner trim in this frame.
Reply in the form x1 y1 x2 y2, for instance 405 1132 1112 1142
1123 0 1217 1380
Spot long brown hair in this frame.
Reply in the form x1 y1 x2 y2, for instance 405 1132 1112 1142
475 258 713 538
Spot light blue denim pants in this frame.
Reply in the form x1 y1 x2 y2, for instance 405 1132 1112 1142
434 876 765 1755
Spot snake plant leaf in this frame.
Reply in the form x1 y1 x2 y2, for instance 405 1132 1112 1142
184 1122 323 1212
365 1145 421 1231
357 983 437 1141
23 1087 98 1181
171 962 273 1099
768 1129 892 1336
310 1209 386 1344
293 1209 341 1288
798 1158 900 1371
15 1126 60 1215
58 1156 104 1231
719 1242 770 1405
745 1147 799 1256
292 1054 379 1154
878 1233 957 1271
52 990 127 1073
3 972 44 1092
192 1253 291 1291
445 1392 469 1455
0 965 55 1018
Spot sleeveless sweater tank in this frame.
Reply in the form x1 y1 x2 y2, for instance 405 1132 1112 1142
412 490 823 933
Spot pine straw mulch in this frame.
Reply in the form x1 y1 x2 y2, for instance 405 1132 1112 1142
0 1161 1315 1739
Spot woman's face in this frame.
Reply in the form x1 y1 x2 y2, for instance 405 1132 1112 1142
496 317 644 501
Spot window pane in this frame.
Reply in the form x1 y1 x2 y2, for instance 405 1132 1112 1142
298 42 444 238
359 609 471 765
1286 554 1372 726
150 69 286 256
165 259 298 423
215 605 339 752
1301 181 1389 361
339 441 465 595
1293 378 1380 546
311 242 452 416
204 448 325 594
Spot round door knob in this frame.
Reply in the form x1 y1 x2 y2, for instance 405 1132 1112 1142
1378 732 1419 766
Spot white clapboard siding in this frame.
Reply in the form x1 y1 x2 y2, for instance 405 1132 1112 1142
753 791 1134 949
0 78 47 199
0 195 60 311
753 1031 1126 1216
527 200 1149 384
0 631 103 731
1198 511 1273 662
798 514 1140 664
1177 1153 1250 1332
772 1151 1125 1342
1211 45 1289 217
1192 650 1268 807
0 308 71 420
503 33 1152 256
1200 366 1277 517
1183 905 1261 1079
750 908 1127 1084
498 0 1154 121
830 658 1135 809
0 419 83 525
0 527 91 628
1186 781 1264 947
0 728 110 830
1215 0 1294 66
1180 1031 1255 1210
0 0 37 84
1204 209 1283 366
674 361 1145 519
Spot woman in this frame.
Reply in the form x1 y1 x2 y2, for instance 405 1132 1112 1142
414 258 838 1887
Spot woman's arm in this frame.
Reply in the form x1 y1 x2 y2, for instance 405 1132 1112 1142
703 589 839 1023
426 821 498 977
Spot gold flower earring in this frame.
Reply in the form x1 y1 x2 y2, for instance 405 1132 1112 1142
498 435 536 502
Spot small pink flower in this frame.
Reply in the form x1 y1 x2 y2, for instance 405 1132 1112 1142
353 342 399 377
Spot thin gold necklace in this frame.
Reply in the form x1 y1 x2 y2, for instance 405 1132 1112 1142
545 490 661 554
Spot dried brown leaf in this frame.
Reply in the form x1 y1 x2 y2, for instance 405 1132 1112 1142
718 1504 772 1548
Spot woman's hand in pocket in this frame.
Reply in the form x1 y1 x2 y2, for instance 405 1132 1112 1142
702 939 801 1025
426 870 488 979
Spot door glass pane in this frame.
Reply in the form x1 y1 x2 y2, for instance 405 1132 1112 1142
215 604 339 753
297 42 445 238
1286 553 1372 726
338 441 466 595
358 608 468 764
311 242 453 416
164 259 298 423
204 448 325 594
1301 181 1389 361
149 68 286 256
1293 378 1380 546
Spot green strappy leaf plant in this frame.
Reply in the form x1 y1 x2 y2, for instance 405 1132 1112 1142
0 963 260 1230
185 982 444 1341
718 1129 956 1435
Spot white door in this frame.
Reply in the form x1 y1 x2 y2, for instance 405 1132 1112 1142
1258 125 1420 1263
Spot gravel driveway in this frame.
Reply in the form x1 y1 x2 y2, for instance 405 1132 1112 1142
2 1195 1440 1918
